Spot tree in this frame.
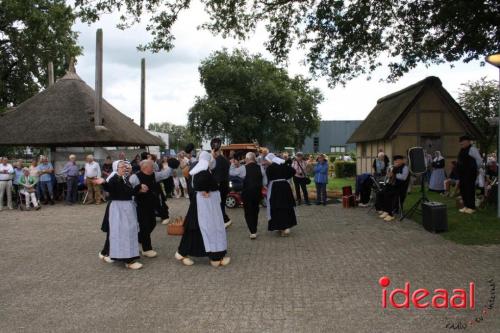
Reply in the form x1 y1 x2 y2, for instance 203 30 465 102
75 0 500 86
0 0 81 112
148 122 199 151
458 77 500 154
187 49 322 149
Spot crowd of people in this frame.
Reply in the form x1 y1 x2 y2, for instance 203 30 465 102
2 135 496 270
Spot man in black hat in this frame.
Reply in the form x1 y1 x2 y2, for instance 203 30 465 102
375 155 410 222
210 138 232 228
457 135 482 214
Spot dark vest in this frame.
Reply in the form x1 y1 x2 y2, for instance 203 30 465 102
392 164 409 190
457 146 477 177
243 163 263 197
135 172 158 203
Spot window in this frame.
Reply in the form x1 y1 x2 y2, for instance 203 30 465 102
313 137 319 153
330 146 346 153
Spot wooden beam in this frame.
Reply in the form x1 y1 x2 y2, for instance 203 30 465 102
95 29 103 127
140 58 146 129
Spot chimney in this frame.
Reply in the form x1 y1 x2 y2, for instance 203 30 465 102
48 62 54 87
140 58 146 129
95 28 103 127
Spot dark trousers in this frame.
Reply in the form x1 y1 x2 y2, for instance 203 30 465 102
137 205 156 251
40 180 54 201
459 174 476 209
375 186 400 216
316 182 327 203
66 176 78 203
293 176 309 203
219 182 230 222
243 193 260 234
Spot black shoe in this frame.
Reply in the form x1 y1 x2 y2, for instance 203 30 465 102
305 201 312 206
316 202 321 205
323 202 327 206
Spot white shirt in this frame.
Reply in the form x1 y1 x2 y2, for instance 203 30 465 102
0 163 14 181
229 164 246 178
84 161 101 178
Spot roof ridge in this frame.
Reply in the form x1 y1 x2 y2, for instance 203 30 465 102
376 76 441 104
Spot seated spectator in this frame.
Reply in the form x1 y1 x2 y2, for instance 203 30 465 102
19 168 40 210
443 161 460 197
229 157 246 191
77 168 86 191
355 173 373 207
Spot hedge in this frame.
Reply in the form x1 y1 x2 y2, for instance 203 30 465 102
333 161 356 178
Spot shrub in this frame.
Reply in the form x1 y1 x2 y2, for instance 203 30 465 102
334 161 356 178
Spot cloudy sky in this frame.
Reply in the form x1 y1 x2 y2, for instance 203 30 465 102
72 1 498 128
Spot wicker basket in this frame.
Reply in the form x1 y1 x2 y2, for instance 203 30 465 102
167 217 185 236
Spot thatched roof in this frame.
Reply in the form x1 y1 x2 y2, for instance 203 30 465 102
0 71 163 147
347 76 481 143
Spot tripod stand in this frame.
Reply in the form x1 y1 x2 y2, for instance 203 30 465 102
401 174 429 221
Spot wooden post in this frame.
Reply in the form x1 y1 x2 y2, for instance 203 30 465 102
48 62 54 87
95 29 103 127
140 58 146 129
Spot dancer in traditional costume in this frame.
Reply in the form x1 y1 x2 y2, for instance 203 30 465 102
264 153 297 236
96 161 144 270
175 151 230 267
429 151 446 192
129 159 179 258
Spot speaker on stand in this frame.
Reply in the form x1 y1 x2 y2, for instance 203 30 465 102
401 147 429 221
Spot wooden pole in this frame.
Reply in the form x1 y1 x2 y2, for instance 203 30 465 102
95 29 103 127
48 62 54 87
140 58 146 129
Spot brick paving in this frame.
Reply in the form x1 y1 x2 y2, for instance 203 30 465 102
0 199 499 333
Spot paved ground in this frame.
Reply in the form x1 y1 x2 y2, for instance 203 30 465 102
0 198 499 333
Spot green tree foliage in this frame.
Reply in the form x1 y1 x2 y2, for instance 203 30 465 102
187 49 322 149
148 122 199 151
75 0 500 86
0 0 81 111
459 77 500 154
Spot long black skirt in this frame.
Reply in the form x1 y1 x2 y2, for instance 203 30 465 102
178 194 226 261
268 181 297 231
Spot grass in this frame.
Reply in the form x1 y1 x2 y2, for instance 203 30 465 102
307 177 356 192
307 177 500 245
403 188 500 245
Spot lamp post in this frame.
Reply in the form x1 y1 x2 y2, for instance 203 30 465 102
485 53 500 218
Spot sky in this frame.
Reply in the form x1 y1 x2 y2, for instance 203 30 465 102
71 1 499 128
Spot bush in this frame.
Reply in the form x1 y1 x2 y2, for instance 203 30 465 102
329 155 336 163
334 161 356 178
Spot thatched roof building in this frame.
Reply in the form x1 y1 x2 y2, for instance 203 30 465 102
347 76 481 174
0 71 163 147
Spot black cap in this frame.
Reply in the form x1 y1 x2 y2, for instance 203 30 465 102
185 143 195 154
459 135 472 142
393 155 404 161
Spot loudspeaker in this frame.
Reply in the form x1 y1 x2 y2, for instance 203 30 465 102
408 147 427 175
422 201 448 233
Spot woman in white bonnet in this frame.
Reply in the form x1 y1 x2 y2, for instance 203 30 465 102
175 151 230 267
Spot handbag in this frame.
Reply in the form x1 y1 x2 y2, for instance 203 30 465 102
167 217 185 236
296 161 312 185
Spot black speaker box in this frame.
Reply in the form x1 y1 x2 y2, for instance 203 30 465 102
422 201 448 233
408 147 427 175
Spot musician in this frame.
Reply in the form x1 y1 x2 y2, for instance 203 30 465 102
375 155 409 222
457 135 482 214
